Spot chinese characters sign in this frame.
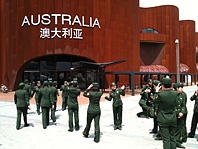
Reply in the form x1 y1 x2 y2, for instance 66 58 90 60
21 14 101 40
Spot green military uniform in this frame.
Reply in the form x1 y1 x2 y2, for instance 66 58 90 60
188 90 198 138
38 81 53 129
154 78 178 149
67 81 81 132
173 82 188 148
31 81 41 115
137 79 153 118
24 79 31 99
105 82 125 130
14 82 30 130
50 81 59 122
83 83 103 143
48 81 53 87
60 81 69 111
150 80 160 134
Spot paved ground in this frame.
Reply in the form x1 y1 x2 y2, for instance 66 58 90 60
0 86 198 149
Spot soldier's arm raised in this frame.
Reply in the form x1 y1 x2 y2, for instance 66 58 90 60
83 84 93 97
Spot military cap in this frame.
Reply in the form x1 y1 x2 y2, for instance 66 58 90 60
147 79 152 83
48 81 53 86
37 81 41 84
24 79 29 83
152 80 160 86
72 81 78 87
19 82 25 88
68 81 73 86
53 81 58 86
173 82 183 89
92 82 99 90
43 81 48 86
161 78 172 85
111 82 116 87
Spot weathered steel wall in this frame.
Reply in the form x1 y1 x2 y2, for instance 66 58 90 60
140 5 180 72
1 0 140 90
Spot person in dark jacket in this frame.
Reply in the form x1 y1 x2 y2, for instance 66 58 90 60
38 81 54 129
105 82 125 130
14 82 31 130
82 83 103 143
154 78 178 149
188 86 198 139
67 81 81 132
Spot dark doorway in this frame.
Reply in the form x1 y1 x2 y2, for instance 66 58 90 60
15 54 97 90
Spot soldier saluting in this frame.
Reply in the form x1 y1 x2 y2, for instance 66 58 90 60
137 79 153 118
82 83 103 143
60 81 69 111
154 78 178 149
31 81 41 115
105 82 125 130
188 84 198 140
67 81 81 132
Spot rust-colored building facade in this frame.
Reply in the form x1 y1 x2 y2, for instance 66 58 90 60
0 0 197 90
140 5 196 75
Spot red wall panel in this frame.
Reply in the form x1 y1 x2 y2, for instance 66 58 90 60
179 20 196 74
140 6 179 72
1 0 140 90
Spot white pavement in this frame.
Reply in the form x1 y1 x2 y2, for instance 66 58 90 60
0 86 198 149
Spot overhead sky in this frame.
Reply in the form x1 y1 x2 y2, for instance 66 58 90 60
139 0 198 32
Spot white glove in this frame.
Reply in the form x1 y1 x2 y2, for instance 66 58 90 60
121 85 125 90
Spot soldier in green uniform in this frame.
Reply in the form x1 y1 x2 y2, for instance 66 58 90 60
173 82 188 148
50 81 59 122
82 83 103 143
31 81 41 115
14 82 31 130
154 78 178 149
67 81 81 132
48 80 53 88
150 80 163 141
105 82 125 130
60 81 69 111
188 87 198 139
137 79 153 118
150 80 160 134
38 81 54 129
24 79 31 99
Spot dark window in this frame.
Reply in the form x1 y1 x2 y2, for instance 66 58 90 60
40 61 56 70
56 62 71 71
141 28 159 34
25 61 39 70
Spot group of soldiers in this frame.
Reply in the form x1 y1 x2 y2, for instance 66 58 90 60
137 77 198 149
14 79 126 143
13 77 198 147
